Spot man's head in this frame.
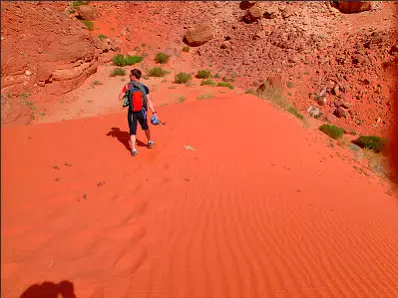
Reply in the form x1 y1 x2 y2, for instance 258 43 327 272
130 69 142 81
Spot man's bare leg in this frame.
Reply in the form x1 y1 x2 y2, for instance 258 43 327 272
130 134 137 155
145 129 154 148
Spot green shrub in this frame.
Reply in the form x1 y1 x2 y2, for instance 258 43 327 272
182 46 190 52
155 52 169 64
200 79 216 86
98 34 108 40
245 89 256 95
110 68 126 77
197 93 214 100
176 96 186 103
112 54 143 66
287 106 304 120
69 9 76 14
319 124 344 140
93 80 102 85
72 1 90 7
148 67 168 77
287 81 294 88
174 72 192 84
353 135 387 153
217 82 234 90
196 70 212 79
80 20 94 31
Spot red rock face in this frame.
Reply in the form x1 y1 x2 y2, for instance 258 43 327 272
1 1 98 96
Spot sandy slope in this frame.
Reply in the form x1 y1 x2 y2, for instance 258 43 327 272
2 94 398 297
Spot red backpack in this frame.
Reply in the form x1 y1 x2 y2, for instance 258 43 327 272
127 81 147 112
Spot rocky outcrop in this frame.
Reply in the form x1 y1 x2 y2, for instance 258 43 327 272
1 2 99 96
185 25 213 47
76 5 99 20
337 1 372 13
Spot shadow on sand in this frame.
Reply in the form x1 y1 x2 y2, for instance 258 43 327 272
19 280 77 298
107 127 146 152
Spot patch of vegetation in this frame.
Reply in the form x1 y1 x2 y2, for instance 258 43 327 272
112 54 143 66
200 79 216 86
69 9 76 14
98 34 108 40
245 89 256 95
197 93 214 100
174 72 192 84
80 20 94 31
72 1 90 7
217 82 234 90
353 135 387 153
182 46 190 52
287 81 294 88
110 67 126 77
222 75 235 83
287 106 304 120
176 96 186 103
155 52 169 64
141 43 147 47
196 70 212 79
214 73 221 79
148 67 168 77
319 124 344 140
93 80 102 85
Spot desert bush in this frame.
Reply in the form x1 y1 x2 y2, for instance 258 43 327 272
72 1 90 7
149 67 168 77
353 135 387 153
174 72 192 84
110 68 126 77
287 106 304 120
200 79 216 86
98 34 108 40
287 81 294 88
80 20 94 31
112 54 143 66
182 46 190 52
196 70 212 79
319 124 344 140
217 82 234 90
155 52 169 64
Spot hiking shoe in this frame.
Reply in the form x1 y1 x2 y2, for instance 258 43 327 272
132 149 137 157
148 140 154 149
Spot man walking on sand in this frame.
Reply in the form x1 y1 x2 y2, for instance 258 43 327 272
119 69 157 157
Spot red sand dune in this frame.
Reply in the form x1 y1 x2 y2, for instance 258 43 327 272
2 94 398 297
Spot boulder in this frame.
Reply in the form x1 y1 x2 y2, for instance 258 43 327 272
334 107 346 118
337 1 371 13
307 106 320 118
76 5 99 20
281 6 294 19
185 25 213 47
264 6 279 19
244 5 263 23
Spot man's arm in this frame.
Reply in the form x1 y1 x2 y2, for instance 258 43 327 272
147 94 156 114
119 91 125 101
119 84 127 101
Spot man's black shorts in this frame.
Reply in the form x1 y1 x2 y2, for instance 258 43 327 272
128 109 149 135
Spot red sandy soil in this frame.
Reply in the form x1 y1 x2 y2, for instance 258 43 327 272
2 94 398 297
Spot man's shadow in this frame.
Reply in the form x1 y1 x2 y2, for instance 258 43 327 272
19 280 77 298
107 127 146 152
